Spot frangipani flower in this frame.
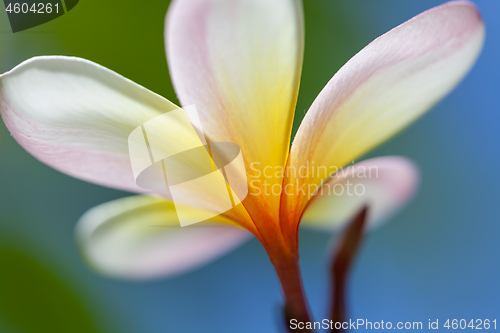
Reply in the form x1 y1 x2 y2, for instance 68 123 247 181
0 0 484 324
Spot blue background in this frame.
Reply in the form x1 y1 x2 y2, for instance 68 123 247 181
0 0 498 332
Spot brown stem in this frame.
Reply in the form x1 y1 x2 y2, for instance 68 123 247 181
272 252 313 333
330 206 368 332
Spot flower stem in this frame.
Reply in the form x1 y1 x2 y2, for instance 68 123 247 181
272 252 313 333
330 206 368 332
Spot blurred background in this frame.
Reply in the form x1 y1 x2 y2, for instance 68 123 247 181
0 0 498 332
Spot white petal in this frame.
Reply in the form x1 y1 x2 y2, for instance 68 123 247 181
76 195 251 280
282 1 484 227
0 56 182 193
166 0 304 224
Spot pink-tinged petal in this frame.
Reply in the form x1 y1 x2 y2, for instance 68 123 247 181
76 195 251 280
301 157 419 230
282 1 484 229
0 56 183 193
166 0 304 228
